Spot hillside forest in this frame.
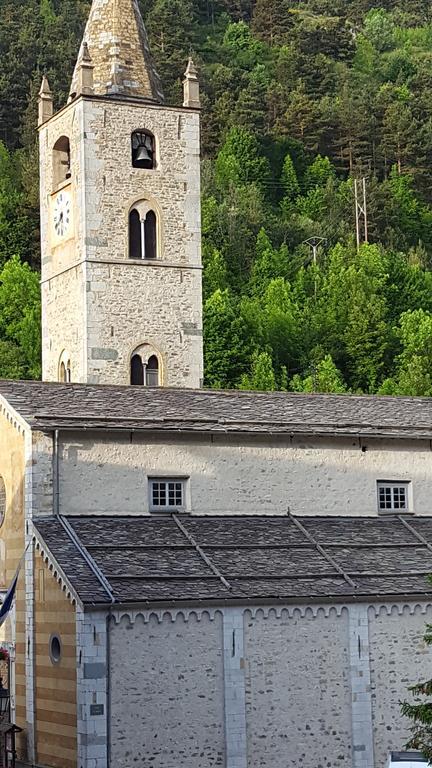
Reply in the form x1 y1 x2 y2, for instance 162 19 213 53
2 0 432 393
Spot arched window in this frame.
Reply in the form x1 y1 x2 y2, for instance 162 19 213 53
129 210 141 260
53 136 71 189
130 348 160 387
59 353 72 383
131 354 144 386
128 204 157 260
146 355 159 387
131 131 156 169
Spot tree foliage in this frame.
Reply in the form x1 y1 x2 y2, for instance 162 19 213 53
3 0 432 390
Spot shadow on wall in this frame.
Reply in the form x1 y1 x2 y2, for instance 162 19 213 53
56 431 432 517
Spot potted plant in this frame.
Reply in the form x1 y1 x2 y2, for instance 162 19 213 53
0 649 9 663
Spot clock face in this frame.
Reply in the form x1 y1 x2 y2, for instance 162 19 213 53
53 191 71 240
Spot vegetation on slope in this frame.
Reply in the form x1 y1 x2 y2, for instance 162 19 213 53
1 0 432 392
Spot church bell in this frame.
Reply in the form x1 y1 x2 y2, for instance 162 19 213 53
134 146 152 164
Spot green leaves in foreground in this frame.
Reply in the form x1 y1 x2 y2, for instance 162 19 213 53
0 256 41 380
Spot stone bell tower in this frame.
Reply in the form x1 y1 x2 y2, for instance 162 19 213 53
38 0 203 388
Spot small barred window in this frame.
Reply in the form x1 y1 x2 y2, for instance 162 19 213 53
149 478 186 512
377 481 410 513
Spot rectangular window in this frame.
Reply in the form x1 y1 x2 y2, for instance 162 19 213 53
377 481 410 513
149 478 187 513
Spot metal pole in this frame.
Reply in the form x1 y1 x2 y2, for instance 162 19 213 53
354 179 360 251
363 177 368 244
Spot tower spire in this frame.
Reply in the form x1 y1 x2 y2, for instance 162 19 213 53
69 0 163 102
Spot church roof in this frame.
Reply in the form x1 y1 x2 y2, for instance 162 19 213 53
1 379 432 439
33 514 432 607
69 0 163 102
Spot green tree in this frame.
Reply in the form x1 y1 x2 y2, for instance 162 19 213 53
291 354 347 394
0 256 41 379
215 127 270 191
240 350 276 390
380 309 432 396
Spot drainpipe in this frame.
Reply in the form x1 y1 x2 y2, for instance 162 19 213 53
53 429 60 516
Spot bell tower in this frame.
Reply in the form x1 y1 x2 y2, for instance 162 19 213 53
38 0 203 388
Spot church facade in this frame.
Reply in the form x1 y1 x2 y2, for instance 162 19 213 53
0 2 431 768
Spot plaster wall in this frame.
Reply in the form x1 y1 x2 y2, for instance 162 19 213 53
0 407 27 744
59 432 432 517
244 608 352 768
109 611 225 767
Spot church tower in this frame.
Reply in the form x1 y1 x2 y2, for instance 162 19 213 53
38 0 203 388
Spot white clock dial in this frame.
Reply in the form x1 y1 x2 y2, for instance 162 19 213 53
53 191 71 239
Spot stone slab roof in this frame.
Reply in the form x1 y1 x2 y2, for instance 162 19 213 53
33 514 432 607
2 380 432 439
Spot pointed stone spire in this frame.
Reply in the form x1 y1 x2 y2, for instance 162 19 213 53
38 75 53 126
75 42 94 97
183 58 200 109
69 0 164 102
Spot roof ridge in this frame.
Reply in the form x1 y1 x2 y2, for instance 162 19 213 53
58 515 116 603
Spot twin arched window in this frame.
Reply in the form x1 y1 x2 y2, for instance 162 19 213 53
129 204 157 260
131 352 160 387
59 353 71 383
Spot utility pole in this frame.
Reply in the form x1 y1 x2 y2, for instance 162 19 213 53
303 237 327 299
354 177 368 251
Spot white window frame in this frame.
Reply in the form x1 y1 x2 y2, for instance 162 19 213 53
377 481 412 514
148 477 189 514
387 752 427 766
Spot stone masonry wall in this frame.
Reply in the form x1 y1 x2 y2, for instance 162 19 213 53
40 94 203 387
59 431 432 517
109 611 224 767
109 603 432 768
244 608 352 768
368 605 432 766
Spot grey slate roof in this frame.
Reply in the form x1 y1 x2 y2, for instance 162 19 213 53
33 514 432 607
2 379 432 438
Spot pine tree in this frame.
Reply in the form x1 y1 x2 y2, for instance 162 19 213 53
251 0 293 46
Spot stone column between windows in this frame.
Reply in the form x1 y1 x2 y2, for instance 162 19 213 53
76 608 108 768
348 604 375 768
223 607 248 768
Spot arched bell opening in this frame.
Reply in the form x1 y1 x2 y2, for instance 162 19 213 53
131 131 156 170
52 136 71 189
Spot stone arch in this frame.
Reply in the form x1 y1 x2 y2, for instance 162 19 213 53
130 343 163 387
58 351 72 383
52 136 71 190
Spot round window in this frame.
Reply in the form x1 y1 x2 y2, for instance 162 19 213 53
49 634 62 665
0 478 6 527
